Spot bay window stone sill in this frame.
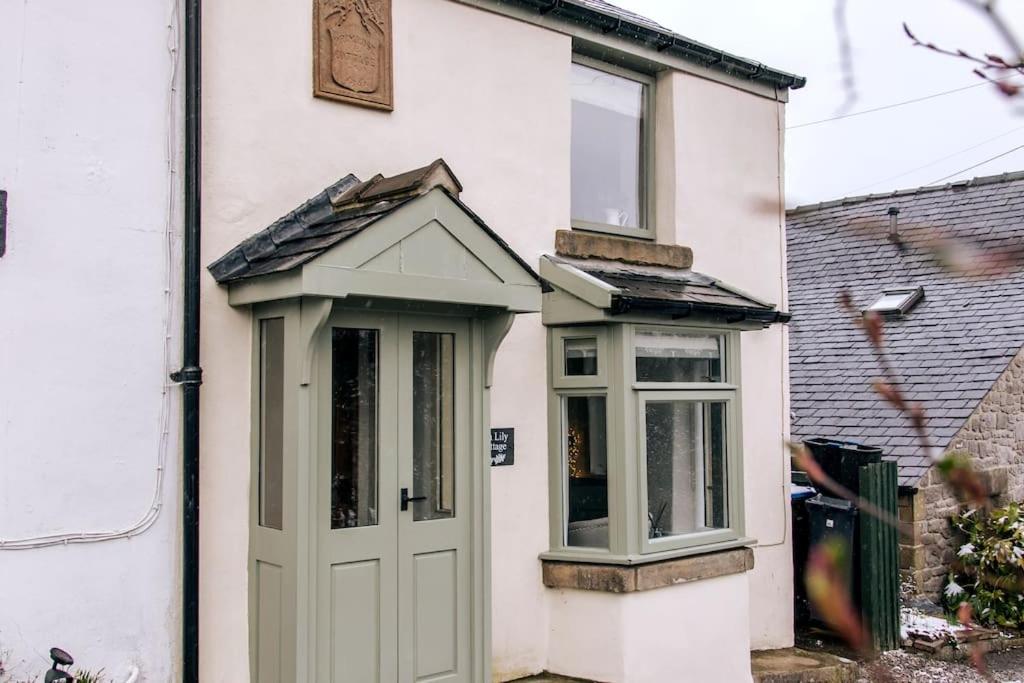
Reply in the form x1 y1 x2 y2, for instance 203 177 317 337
541 547 755 593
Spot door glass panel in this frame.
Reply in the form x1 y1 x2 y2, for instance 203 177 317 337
331 328 379 529
259 317 284 530
645 400 728 539
412 332 456 521
564 395 608 549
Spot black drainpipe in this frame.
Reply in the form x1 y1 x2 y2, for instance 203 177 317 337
170 0 203 680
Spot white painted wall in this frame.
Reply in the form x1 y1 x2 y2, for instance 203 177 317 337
0 1 181 680
669 72 794 650
200 0 792 679
548 575 753 683
201 2 568 679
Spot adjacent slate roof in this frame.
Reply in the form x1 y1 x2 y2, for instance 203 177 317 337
209 159 539 285
487 0 806 91
546 254 789 323
787 172 1024 487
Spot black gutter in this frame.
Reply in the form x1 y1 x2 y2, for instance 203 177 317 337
169 0 203 680
610 296 792 325
498 0 806 91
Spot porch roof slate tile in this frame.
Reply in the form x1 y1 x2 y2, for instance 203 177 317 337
209 159 540 286
545 254 789 324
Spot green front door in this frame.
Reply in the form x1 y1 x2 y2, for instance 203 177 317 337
316 310 472 682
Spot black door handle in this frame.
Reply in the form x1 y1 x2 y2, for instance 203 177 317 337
401 488 427 511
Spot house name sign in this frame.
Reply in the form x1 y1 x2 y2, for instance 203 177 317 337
314 0 394 110
490 428 514 467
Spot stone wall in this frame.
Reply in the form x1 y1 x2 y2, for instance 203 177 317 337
901 346 1024 598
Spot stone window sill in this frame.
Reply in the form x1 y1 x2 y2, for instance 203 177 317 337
541 546 755 594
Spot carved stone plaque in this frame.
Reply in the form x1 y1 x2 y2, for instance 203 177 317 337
314 0 393 110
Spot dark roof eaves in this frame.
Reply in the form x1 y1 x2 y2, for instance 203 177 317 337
787 170 1024 217
613 294 791 324
490 0 805 91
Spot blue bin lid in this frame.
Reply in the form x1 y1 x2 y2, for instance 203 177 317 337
790 484 817 501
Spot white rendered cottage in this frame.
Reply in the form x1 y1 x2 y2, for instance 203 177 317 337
0 0 804 681
201 1 804 680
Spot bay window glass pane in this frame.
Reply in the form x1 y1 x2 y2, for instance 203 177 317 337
412 332 456 522
564 337 598 376
259 318 284 530
635 331 722 383
571 62 645 230
331 328 379 529
565 396 609 548
645 401 728 539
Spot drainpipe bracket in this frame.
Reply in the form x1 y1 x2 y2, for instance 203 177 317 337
170 366 204 386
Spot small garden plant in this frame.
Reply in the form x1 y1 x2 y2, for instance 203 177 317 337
943 502 1024 629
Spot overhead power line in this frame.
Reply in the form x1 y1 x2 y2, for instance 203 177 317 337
848 125 1024 193
926 142 1024 185
788 75 1019 130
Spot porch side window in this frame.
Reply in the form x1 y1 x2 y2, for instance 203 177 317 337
570 58 653 238
259 318 285 530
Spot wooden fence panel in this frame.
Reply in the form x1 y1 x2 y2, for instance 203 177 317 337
858 461 900 651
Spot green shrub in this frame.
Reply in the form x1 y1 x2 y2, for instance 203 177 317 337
943 503 1024 628
74 670 107 683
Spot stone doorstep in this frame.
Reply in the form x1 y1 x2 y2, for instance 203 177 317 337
751 648 858 683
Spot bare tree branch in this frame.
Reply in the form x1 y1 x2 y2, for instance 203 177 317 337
833 0 859 114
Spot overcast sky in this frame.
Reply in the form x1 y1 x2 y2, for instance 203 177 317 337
613 0 1024 207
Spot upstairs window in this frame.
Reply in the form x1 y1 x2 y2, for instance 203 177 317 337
571 58 654 238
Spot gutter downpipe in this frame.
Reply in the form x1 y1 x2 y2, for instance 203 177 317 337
170 0 203 680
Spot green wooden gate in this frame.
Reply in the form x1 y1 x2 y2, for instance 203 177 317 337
858 460 900 651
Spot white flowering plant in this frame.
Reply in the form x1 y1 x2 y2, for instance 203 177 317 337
943 503 1024 628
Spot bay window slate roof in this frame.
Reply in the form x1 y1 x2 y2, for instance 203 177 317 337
209 159 539 285
489 0 805 91
548 255 789 323
786 172 1024 486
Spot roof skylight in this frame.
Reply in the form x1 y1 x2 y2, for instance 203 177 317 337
865 287 924 316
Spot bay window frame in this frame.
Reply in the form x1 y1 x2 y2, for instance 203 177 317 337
551 325 610 389
544 322 749 566
635 390 743 555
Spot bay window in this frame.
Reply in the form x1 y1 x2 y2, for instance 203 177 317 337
546 323 746 564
